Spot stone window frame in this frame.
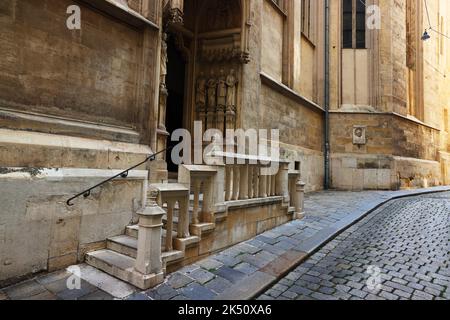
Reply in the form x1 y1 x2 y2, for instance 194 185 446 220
301 0 317 46
266 0 295 88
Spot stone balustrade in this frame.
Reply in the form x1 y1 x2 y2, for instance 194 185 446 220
179 165 224 225
207 152 290 205
130 157 306 289
151 183 191 252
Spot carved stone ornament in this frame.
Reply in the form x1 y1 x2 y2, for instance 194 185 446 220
353 126 367 145
199 34 249 64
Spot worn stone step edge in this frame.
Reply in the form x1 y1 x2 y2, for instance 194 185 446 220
108 233 177 259
85 250 163 290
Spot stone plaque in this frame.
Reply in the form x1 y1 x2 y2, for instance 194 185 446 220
353 126 367 145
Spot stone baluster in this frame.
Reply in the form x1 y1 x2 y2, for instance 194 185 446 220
201 177 215 223
232 165 240 200
225 166 233 201
271 175 277 196
178 197 190 238
294 180 306 219
165 200 175 251
253 165 259 198
248 165 254 199
134 197 164 276
276 162 290 203
192 179 201 224
217 106 225 133
259 170 267 198
239 164 249 200
267 173 272 197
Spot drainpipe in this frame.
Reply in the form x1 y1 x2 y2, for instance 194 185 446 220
324 0 331 190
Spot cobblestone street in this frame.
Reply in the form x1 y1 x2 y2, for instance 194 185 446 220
259 193 450 300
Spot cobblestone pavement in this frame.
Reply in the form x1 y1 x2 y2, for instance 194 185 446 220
259 193 450 301
1 187 449 300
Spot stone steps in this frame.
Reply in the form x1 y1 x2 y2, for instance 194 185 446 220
84 250 164 290
124 226 177 242
86 247 186 280
83 182 218 290
107 230 179 259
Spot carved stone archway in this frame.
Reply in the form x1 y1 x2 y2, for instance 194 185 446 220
157 0 253 165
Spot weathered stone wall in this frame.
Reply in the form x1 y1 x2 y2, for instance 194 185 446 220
261 0 284 83
330 113 442 190
243 0 324 192
0 0 148 129
167 200 293 273
258 84 324 192
0 0 161 283
0 168 147 285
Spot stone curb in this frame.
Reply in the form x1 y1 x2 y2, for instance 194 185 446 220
216 186 450 300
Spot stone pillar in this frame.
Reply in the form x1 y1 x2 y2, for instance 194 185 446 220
294 180 306 219
134 200 165 276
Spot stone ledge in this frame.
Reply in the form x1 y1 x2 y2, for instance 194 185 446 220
78 0 159 29
260 72 325 114
0 107 141 144
0 167 148 181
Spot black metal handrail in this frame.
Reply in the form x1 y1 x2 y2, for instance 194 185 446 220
66 147 173 206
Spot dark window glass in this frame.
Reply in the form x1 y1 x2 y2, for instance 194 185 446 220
343 0 353 48
343 0 366 49
356 0 366 48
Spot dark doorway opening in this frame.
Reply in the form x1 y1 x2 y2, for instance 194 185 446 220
165 34 186 176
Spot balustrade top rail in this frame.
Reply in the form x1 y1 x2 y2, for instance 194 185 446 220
207 151 288 165
66 147 173 207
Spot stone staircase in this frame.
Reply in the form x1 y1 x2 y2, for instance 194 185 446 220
85 183 214 289
83 158 306 290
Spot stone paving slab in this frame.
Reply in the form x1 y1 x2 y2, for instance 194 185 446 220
2 186 449 300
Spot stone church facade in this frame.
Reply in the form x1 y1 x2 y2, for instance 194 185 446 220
0 0 449 287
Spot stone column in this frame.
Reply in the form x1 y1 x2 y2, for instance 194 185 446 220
134 200 165 276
